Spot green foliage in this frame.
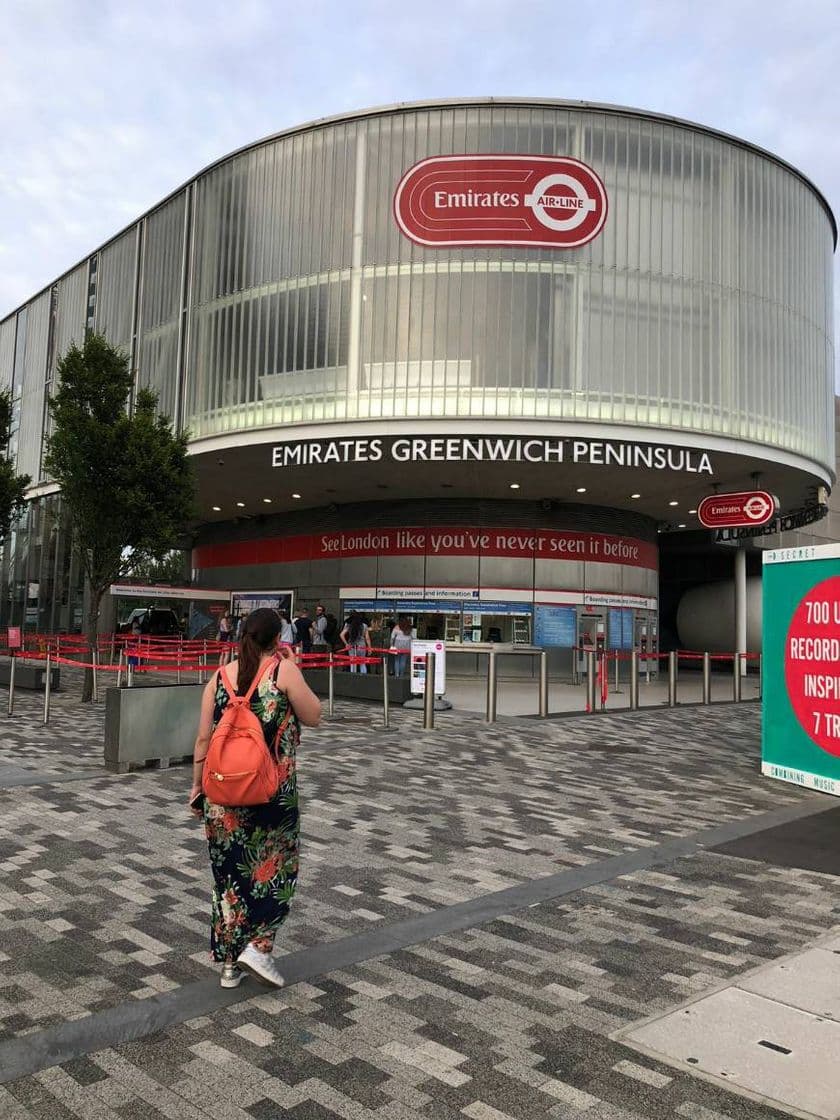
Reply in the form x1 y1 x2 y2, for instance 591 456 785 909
45 332 194 615
0 389 30 541
124 549 187 584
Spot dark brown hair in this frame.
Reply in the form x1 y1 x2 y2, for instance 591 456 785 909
237 608 281 692
397 616 412 635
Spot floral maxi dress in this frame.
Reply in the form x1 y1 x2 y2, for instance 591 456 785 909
202 669 300 962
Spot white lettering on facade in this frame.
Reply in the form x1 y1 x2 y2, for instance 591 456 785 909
272 437 713 474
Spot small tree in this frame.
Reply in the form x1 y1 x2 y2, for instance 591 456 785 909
45 332 194 700
0 389 30 542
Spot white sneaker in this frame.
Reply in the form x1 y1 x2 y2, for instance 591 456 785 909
220 963 243 988
235 943 286 988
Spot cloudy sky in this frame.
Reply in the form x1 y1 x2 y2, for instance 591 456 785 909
1 0 838 329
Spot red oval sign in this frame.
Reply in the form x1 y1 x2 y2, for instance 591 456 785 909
697 490 779 529
394 155 608 248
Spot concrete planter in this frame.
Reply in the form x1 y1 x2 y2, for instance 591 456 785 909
104 683 203 773
0 660 60 691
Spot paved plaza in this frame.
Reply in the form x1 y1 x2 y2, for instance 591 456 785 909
0 677 837 1119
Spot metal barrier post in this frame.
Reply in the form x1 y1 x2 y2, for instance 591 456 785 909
758 654 762 700
43 653 52 725
668 650 677 707
423 652 435 730
485 649 498 723
116 649 124 688
127 657 134 688
538 650 548 718
599 652 607 711
7 652 15 717
702 652 711 704
585 651 596 712
110 633 116 665
630 651 640 710
381 655 390 729
91 647 98 703
733 653 742 702
328 651 335 717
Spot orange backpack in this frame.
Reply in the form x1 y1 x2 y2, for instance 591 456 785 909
202 660 292 807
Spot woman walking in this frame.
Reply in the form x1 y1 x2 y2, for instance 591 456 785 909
189 608 321 988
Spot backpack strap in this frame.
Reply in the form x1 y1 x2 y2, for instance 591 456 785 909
219 659 275 703
270 707 294 761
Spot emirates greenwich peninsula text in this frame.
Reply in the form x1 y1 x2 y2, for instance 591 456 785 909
271 437 713 474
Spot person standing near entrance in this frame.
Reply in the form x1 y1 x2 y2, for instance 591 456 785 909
340 611 372 673
189 608 321 989
293 607 314 654
312 604 329 652
390 616 415 676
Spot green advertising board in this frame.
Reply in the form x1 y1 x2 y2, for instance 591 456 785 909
762 543 840 796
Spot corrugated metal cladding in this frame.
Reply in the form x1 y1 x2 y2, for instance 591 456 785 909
0 101 834 487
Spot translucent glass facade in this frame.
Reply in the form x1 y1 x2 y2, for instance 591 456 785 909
0 100 835 491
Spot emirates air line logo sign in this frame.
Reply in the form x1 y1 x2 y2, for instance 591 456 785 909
394 154 608 248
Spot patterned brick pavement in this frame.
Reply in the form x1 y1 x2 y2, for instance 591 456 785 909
0 682 836 1118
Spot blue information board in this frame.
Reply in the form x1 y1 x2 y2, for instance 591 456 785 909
608 607 634 649
534 605 577 647
463 601 533 616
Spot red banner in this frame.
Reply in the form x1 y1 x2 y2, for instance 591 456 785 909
193 527 657 571
394 155 608 248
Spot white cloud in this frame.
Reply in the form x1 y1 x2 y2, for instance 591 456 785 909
0 0 838 345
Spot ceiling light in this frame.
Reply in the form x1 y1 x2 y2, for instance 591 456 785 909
688 508 697 514
576 487 586 493
630 492 641 499
211 505 221 512
236 501 245 508
678 523 686 528
263 498 272 504
291 492 301 499
509 482 520 490
668 500 679 506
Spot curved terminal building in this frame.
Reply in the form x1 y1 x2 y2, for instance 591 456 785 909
0 99 835 664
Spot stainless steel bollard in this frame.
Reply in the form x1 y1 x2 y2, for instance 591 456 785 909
382 655 390 729
538 650 548 717
485 649 498 722
423 652 435 730
116 649 124 688
702 652 711 704
91 647 98 703
328 652 335 717
43 653 52 725
630 651 640 710
668 650 677 707
733 653 742 702
585 651 596 712
127 657 134 688
7 652 15 716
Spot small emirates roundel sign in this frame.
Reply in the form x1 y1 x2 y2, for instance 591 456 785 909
394 154 608 249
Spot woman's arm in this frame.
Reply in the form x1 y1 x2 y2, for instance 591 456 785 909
364 626 372 650
188 675 218 813
338 625 349 648
277 654 322 726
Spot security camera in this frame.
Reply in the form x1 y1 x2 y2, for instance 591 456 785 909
217 458 225 466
